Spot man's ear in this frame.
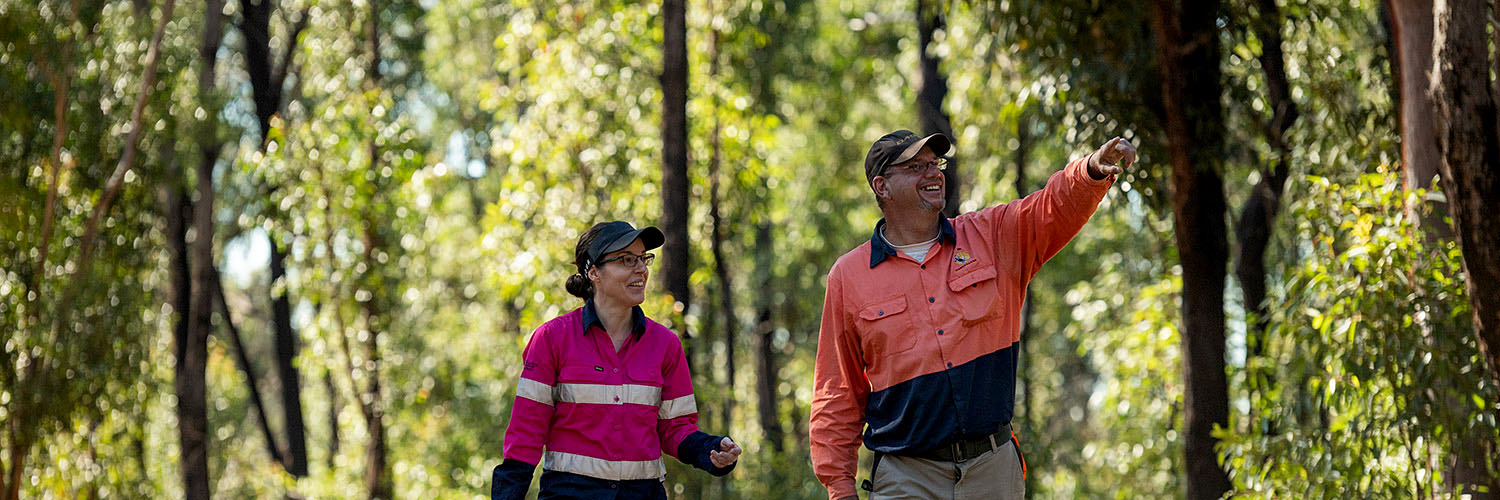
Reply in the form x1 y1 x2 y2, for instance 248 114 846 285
871 176 889 199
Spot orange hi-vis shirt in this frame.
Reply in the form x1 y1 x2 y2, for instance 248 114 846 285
810 155 1112 500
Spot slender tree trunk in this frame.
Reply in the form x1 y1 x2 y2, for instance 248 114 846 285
165 183 192 496
751 223 784 452
660 0 694 371
179 1 223 498
55 0 176 324
707 23 738 433
1237 0 1300 430
360 1 392 496
1432 0 1500 495
1386 0 1452 237
917 0 959 217
241 0 311 476
269 240 308 476
1150 1 1232 498
1014 112 1035 499
326 370 341 470
213 271 286 468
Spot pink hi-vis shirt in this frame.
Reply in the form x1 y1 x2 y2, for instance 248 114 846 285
502 305 702 481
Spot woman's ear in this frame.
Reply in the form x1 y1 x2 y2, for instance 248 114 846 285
586 265 600 282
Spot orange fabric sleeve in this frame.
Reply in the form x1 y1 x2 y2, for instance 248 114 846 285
809 268 869 500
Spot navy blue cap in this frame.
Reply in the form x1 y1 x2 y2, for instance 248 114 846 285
587 221 664 266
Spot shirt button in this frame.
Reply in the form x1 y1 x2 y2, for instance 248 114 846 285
947 362 953 368
921 264 926 269
929 297 935 303
614 396 620 402
938 329 944 335
878 310 884 316
613 368 619 373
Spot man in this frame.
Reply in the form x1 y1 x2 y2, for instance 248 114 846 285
810 130 1135 500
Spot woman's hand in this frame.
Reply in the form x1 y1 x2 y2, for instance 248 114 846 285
708 437 742 468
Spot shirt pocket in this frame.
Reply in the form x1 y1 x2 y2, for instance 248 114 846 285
556 364 610 408
948 265 1000 325
856 295 919 361
625 364 665 403
625 364 668 428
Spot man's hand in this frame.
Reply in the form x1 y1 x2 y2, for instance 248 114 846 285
709 437 742 468
1088 136 1138 179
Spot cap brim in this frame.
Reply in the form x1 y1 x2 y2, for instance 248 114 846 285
597 226 665 256
892 133 953 165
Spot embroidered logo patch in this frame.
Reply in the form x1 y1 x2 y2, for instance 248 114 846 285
954 249 973 265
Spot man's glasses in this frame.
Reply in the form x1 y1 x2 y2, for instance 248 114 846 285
886 157 949 175
597 253 656 269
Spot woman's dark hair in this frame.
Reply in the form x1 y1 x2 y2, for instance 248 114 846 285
565 222 611 299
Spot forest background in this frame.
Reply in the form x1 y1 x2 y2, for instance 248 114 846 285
4 0 1500 498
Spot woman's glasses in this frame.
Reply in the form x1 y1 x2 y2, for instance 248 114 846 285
597 253 656 269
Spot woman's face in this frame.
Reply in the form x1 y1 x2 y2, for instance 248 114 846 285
588 239 650 307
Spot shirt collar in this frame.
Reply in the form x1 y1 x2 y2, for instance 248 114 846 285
868 216 956 268
581 299 648 337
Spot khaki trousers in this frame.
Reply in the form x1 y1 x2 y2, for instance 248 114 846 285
868 440 1025 500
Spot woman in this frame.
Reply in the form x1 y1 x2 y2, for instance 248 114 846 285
492 221 742 500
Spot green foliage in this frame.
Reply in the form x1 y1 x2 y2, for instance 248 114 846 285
1221 173 1498 498
2 0 1493 498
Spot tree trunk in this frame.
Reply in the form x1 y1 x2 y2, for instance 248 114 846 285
241 0 311 477
269 239 308 476
161 181 194 500
917 0 959 217
360 1 392 496
1014 111 1035 498
1386 0 1452 237
57 0 176 321
1150 1 1232 498
752 222 783 452
707 25 737 433
1237 0 1300 430
213 271 286 468
326 370 341 469
179 1 223 497
1432 0 1500 495
660 0 694 371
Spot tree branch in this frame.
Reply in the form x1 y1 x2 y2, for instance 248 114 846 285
213 270 287 468
75 0 178 277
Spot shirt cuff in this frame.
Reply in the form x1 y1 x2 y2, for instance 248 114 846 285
677 431 736 476
491 459 535 500
826 478 858 500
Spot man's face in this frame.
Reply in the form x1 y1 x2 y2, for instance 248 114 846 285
873 147 945 215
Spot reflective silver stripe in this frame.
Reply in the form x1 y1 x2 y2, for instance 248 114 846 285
516 378 554 406
658 394 697 419
556 383 662 406
543 451 665 480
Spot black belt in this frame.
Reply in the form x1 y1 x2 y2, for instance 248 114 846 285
908 424 1012 462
